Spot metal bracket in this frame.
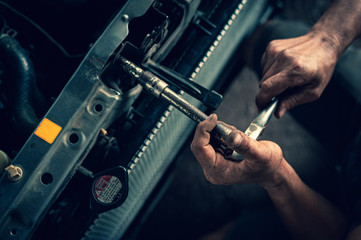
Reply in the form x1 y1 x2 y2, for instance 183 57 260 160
0 0 152 238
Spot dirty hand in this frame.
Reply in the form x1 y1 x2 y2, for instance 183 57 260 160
256 31 339 118
190 114 285 187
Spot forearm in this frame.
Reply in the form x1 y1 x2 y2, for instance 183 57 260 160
309 0 361 58
262 160 347 240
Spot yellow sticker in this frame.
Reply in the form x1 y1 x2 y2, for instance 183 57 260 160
34 118 62 144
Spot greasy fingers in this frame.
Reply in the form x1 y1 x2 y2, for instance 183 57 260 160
191 114 218 165
191 116 286 186
257 33 337 117
261 37 307 76
199 153 233 185
225 130 265 160
275 86 323 118
256 71 294 110
225 131 251 155
192 114 217 146
191 114 235 185
258 50 315 110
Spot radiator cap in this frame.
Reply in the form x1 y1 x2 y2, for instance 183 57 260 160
90 166 128 213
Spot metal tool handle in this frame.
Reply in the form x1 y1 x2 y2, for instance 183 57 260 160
119 57 234 140
228 98 278 160
244 97 278 140
145 59 223 109
119 57 277 161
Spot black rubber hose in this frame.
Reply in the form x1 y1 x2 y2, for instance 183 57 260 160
0 34 40 139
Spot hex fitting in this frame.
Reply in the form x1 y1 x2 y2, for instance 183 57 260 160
5 165 23 182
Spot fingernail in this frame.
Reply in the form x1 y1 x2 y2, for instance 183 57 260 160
228 132 242 148
278 109 286 118
208 113 217 121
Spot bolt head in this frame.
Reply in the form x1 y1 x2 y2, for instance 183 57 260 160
5 165 23 182
122 14 129 22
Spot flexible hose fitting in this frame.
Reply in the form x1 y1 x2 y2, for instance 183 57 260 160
0 34 41 139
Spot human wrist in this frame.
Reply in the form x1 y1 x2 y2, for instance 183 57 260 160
259 159 299 195
306 27 344 60
308 0 361 59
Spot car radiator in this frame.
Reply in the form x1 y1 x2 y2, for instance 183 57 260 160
0 0 270 239
84 1 270 239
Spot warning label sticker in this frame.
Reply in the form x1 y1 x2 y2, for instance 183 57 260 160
34 118 62 144
94 175 122 204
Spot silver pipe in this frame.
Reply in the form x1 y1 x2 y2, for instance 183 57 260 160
119 57 277 161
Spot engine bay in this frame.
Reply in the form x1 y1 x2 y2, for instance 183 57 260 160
0 0 272 239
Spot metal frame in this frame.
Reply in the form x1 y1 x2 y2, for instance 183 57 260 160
0 1 153 239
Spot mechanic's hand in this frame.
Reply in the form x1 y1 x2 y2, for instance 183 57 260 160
190 114 285 187
256 31 339 118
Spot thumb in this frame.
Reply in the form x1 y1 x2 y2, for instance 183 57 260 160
226 130 256 158
276 89 315 118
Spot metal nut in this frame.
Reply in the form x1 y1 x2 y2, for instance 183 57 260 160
5 165 23 182
122 14 129 22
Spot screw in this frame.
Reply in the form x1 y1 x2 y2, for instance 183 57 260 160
100 128 107 136
122 14 129 22
5 165 23 182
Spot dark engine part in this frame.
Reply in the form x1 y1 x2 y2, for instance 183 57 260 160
0 35 43 142
0 0 273 239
